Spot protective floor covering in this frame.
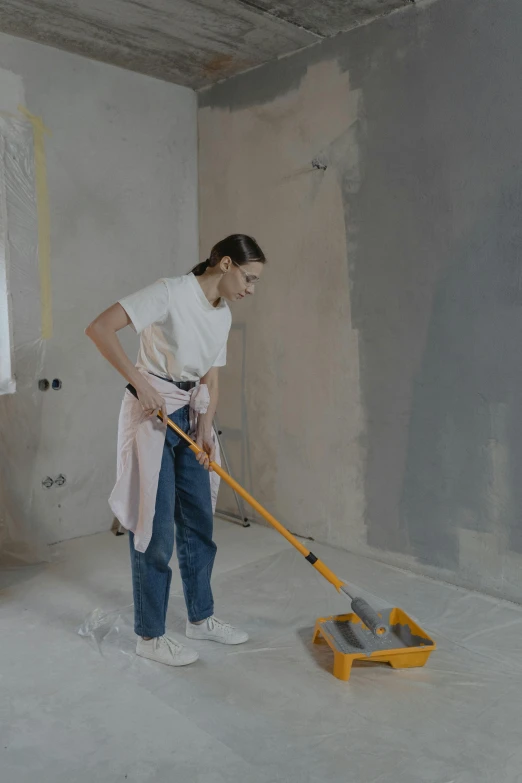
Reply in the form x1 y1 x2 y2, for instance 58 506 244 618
3 520 522 782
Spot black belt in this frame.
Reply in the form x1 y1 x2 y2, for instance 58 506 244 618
171 380 197 391
126 376 196 399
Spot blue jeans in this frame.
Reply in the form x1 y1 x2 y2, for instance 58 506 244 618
129 405 217 636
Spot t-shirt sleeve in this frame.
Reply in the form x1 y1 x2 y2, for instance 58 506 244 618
119 279 169 334
213 341 227 368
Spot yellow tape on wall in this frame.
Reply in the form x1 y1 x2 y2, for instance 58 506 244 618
18 106 52 340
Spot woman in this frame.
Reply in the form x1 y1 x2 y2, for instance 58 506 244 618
86 234 266 667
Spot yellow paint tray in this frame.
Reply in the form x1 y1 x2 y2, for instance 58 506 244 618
313 607 436 681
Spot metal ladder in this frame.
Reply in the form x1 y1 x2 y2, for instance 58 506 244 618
214 415 250 528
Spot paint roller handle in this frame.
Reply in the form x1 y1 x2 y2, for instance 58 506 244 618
151 393 387 636
310 558 347 592
126 384 343 590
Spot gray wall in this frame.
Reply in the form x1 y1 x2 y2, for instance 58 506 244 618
199 0 522 600
0 33 197 551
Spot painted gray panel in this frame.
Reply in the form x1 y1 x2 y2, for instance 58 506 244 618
339 0 522 566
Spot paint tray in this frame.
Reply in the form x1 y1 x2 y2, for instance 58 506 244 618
312 608 436 681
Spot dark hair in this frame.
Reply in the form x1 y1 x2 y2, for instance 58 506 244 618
191 234 266 276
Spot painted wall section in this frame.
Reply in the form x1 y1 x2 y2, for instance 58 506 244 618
0 34 198 545
199 0 522 601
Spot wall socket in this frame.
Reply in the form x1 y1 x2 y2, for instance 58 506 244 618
42 474 67 489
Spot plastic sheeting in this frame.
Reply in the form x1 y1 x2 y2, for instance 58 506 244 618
78 533 522 783
0 111 48 566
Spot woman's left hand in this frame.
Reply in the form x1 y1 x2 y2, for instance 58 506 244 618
195 427 215 471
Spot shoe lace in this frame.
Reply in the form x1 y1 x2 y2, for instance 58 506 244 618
208 616 234 634
158 634 182 653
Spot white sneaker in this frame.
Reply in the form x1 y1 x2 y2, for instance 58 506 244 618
186 616 249 645
136 634 199 666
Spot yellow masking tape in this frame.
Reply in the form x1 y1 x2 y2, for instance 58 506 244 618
18 106 52 339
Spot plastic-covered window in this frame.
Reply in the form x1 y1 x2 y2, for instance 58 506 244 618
0 112 47 566
0 133 15 395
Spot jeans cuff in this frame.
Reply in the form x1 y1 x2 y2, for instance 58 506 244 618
188 607 214 624
135 627 165 638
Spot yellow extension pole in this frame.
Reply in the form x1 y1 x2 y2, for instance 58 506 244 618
161 412 346 593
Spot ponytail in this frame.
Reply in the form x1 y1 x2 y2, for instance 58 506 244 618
191 259 210 277
191 235 266 277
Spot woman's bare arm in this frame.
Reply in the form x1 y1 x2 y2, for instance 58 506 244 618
85 303 167 421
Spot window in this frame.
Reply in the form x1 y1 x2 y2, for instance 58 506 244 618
0 132 15 395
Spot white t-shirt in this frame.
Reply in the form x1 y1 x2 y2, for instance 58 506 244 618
119 273 231 382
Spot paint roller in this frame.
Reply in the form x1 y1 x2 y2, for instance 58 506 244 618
127 384 389 637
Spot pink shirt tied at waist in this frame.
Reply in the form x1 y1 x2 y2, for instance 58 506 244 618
109 370 221 553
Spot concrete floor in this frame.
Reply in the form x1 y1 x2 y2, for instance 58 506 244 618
2 518 522 782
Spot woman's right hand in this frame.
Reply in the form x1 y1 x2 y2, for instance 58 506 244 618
135 380 168 422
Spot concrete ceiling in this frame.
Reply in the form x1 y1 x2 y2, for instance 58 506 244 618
0 0 414 89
